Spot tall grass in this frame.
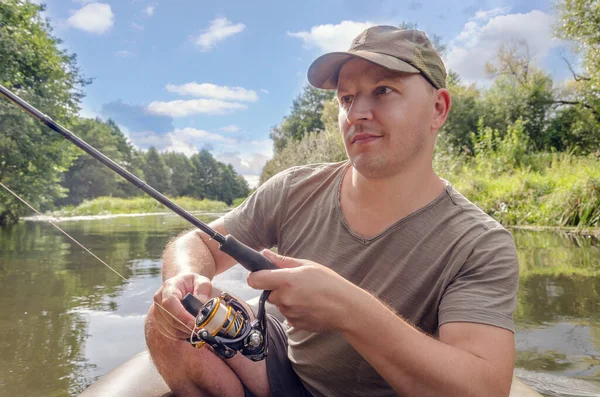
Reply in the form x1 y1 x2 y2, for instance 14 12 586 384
436 119 600 228
53 196 229 216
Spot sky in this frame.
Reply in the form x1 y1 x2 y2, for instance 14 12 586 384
36 0 575 187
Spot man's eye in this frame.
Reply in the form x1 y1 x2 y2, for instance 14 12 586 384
376 87 392 95
341 95 353 104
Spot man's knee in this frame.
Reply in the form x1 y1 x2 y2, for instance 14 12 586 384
144 306 247 397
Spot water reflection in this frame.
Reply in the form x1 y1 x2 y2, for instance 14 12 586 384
0 218 599 396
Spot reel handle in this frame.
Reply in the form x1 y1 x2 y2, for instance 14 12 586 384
182 293 203 317
219 235 278 272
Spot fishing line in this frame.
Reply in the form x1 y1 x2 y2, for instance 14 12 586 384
0 85 272 360
0 181 195 334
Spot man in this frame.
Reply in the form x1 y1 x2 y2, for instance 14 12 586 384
145 26 519 397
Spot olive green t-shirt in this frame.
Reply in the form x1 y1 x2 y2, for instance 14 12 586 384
224 161 519 397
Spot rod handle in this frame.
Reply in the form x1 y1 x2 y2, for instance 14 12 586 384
219 235 278 272
182 293 203 317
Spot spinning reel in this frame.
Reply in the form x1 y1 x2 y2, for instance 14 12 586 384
182 290 270 361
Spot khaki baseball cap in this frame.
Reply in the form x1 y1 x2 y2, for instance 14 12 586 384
308 25 447 90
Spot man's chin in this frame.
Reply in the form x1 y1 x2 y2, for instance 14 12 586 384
350 156 393 179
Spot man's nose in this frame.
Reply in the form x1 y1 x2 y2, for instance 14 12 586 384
345 94 373 125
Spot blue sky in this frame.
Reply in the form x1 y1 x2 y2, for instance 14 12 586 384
37 0 574 187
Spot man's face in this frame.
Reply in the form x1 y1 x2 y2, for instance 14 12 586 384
336 57 438 178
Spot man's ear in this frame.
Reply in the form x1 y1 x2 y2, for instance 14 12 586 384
431 89 451 133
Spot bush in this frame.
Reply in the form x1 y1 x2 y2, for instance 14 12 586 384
53 196 228 216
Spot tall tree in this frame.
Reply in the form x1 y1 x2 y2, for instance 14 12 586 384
269 85 334 152
141 147 170 194
56 118 127 206
483 41 556 151
163 151 193 197
188 150 219 199
0 0 89 225
555 0 600 120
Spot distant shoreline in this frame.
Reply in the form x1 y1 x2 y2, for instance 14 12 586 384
24 210 230 223
22 211 600 238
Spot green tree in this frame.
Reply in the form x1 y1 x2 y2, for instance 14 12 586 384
141 147 170 194
215 163 249 205
269 85 335 152
438 71 482 152
554 0 600 121
261 98 347 184
163 151 193 197
483 41 556 151
56 118 128 206
0 0 89 225
188 150 219 199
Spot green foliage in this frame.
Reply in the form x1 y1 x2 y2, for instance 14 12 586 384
470 118 531 174
555 0 600 119
53 196 228 216
187 150 249 205
439 72 481 151
261 98 347 184
232 197 247 207
163 151 193 197
0 0 88 225
436 150 600 228
142 147 170 194
269 85 335 152
56 118 136 206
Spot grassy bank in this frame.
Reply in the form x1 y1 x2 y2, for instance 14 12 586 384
53 196 229 217
437 152 600 229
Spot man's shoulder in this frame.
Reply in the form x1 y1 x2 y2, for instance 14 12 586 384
438 184 515 252
266 161 348 190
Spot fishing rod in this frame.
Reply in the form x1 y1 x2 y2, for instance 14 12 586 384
0 84 275 361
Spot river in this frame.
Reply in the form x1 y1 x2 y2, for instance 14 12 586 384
0 213 599 396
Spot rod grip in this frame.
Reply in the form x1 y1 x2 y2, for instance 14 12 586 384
219 235 278 272
182 293 203 317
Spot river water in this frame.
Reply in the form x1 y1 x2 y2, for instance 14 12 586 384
0 213 599 396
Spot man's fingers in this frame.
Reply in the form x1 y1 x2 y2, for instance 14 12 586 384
154 304 194 338
193 279 212 303
155 296 196 331
261 249 303 269
247 268 292 290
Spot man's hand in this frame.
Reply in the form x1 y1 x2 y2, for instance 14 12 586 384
247 250 364 332
152 272 213 340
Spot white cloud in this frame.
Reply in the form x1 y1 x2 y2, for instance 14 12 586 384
194 17 246 51
474 7 510 21
166 83 258 102
288 21 375 53
215 151 271 187
445 10 561 85
261 88 269 94
220 125 241 133
147 99 247 117
174 127 237 144
67 3 114 34
126 128 272 187
128 128 237 157
144 6 154 16
131 22 144 31
115 50 136 58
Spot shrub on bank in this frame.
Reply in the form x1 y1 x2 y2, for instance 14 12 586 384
53 196 229 216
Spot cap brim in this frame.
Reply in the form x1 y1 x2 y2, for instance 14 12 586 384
307 50 420 90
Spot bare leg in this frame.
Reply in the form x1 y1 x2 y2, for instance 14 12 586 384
145 288 269 397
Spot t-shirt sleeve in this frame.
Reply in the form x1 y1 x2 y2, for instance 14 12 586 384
223 168 295 251
438 227 519 332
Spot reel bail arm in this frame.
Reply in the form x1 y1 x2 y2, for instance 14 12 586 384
182 290 271 361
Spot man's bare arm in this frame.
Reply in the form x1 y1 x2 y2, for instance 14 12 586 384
342 290 515 397
161 217 238 281
152 217 243 339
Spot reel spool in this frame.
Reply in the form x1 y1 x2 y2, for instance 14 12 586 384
182 291 270 361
